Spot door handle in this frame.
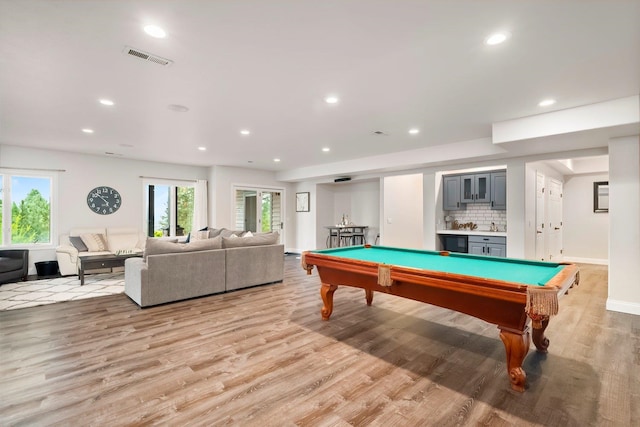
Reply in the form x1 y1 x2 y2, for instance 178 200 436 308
536 231 542 234
554 227 560 230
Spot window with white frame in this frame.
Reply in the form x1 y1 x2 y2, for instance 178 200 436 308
144 179 195 238
1 170 55 246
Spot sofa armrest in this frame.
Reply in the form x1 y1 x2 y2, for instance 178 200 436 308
56 245 80 275
0 249 28 261
55 245 78 256
124 257 148 306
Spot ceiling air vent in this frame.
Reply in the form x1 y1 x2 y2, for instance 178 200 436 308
122 46 173 67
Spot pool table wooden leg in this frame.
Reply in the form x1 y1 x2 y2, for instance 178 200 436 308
531 317 550 353
499 328 531 392
320 283 338 320
365 289 373 306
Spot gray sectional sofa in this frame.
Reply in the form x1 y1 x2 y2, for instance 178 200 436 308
124 230 284 307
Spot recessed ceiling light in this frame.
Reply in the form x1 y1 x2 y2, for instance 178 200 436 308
324 96 339 104
198 146 207 151
99 99 114 106
144 25 166 38
168 104 189 112
82 128 94 134
408 128 420 135
240 129 251 135
538 99 556 107
322 147 330 152
273 158 281 162
485 32 510 45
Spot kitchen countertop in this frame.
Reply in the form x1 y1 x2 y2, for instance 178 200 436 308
436 229 507 237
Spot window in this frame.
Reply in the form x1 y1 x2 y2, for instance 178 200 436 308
1 171 54 246
144 180 195 237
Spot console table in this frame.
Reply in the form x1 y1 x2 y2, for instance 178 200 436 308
78 253 141 285
325 225 369 248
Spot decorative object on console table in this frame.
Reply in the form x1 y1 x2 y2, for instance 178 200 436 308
87 186 121 215
296 192 310 212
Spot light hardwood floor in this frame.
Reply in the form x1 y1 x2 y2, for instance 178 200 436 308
1 256 638 426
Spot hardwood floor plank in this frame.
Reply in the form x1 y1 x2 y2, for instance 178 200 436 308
0 258 637 426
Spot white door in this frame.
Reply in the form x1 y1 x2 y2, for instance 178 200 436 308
548 179 563 261
535 172 546 261
234 187 285 240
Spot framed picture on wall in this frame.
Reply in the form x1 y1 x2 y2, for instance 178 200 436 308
296 192 310 212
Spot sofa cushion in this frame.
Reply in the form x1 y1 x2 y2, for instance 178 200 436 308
222 232 279 248
69 236 89 252
107 231 141 252
144 235 223 259
80 233 108 252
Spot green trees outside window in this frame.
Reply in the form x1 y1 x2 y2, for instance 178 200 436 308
147 183 194 238
1 174 52 245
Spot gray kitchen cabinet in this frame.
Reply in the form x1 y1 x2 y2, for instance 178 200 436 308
443 175 462 210
460 173 491 203
468 235 506 257
491 171 507 210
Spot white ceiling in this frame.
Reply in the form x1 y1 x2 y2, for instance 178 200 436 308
1 1 639 181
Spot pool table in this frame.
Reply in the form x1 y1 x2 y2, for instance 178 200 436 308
301 245 579 392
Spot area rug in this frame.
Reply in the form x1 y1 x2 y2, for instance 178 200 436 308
0 273 124 311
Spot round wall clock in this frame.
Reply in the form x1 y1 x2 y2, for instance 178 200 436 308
87 186 121 215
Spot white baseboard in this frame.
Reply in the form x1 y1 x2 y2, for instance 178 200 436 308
606 299 640 316
563 256 608 265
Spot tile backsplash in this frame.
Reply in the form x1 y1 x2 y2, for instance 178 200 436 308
444 203 507 231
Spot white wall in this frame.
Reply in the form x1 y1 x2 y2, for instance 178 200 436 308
607 136 640 315
330 180 379 244
382 174 423 248
563 173 609 263
506 160 526 258
1 145 208 273
423 172 437 250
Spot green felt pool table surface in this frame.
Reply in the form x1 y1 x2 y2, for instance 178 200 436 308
311 246 566 286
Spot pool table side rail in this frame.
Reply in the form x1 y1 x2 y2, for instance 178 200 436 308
303 250 577 295
301 250 579 330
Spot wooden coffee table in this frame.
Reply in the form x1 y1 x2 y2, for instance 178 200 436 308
78 253 141 285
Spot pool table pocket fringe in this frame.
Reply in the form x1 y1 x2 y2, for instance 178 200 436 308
378 264 392 287
525 287 559 328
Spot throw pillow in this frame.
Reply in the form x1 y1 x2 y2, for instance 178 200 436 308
191 230 210 240
69 236 89 252
143 236 223 260
80 233 108 252
243 231 253 237
222 232 279 248
219 228 246 238
208 228 224 238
